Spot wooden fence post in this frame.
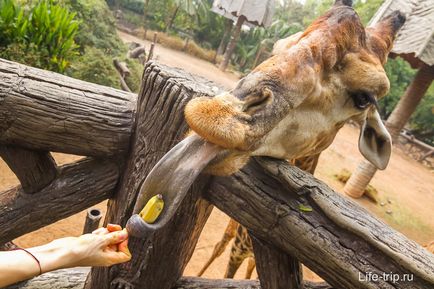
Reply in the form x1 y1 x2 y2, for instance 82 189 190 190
88 62 222 289
251 234 302 289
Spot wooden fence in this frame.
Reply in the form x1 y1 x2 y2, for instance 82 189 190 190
0 58 433 289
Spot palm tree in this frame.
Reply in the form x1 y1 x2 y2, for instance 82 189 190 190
344 65 434 198
164 0 208 32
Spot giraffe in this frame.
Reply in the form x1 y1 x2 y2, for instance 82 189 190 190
184 0 405 278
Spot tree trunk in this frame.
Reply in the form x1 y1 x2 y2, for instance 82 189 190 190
142 0 150 30
87 62 222 289
386 65 434 139
219 16 246 71
166 6 179 32
343 159 378 198
216 19 234 56
344 64 434 198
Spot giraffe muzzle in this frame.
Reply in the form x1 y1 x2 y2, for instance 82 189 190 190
126 134 225 238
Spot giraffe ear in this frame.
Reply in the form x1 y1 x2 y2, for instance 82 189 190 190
358 108 392 170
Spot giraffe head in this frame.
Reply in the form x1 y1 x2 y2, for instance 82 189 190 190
185 0 405 174
129 1 406 234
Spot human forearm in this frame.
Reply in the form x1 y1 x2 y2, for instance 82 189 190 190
0 227 130 288
0 241 72 287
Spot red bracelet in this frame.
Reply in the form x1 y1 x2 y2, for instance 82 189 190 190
13 247 42 275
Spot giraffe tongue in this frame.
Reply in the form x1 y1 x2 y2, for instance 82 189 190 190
129 134 223 237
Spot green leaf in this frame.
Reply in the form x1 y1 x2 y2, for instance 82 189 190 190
298 204 313 212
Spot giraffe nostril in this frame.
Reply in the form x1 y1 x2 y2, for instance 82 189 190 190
242 88 273 113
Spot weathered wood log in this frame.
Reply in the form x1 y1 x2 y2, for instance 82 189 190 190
6 268 90 289
0 145 57 194
88 62 223 289
83 208 103 234
205 157 434 289
0 158 119 244
251 234 302 289
174 277 333 289
147 43 155 62
147 33 157 62
0 58 136 157
174 277 260 289
113 59 131 78
129 46 146 59
6 270 331 289
118 73 132 92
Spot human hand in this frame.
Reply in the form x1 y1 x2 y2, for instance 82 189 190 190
64 224 131 268
29 224 131 272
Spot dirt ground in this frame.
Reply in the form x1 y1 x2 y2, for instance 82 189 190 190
2 31 433 281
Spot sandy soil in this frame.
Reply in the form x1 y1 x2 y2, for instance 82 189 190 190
2 31 432 282
118 30 239 90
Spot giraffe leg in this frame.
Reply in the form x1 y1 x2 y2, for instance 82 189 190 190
197 218 239 276
245 257 256 279
224 225 253 278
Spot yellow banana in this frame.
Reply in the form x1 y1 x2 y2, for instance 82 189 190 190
139 194 164 224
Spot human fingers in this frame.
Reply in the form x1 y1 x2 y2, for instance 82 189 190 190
103 249 132 265
107 224 122 232
118 239 130 256
103 229 128 246
92 227 109 235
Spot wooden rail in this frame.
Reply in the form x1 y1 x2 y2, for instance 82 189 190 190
0 58 136 157
8 269 332 289
0 158 119 244
1 59 433 289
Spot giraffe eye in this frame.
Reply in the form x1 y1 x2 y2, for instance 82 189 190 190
350 90 376 110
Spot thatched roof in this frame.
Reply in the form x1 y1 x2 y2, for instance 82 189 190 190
369 0 434 67
211 0 275 27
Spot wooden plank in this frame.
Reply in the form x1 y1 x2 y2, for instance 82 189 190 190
205 157 434 289
0 145 57 194
0 158 119 244
88 62 223 289
0 58 136 157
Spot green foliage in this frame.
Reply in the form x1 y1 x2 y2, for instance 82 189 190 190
124 58 143 92
234 19 303 72
67 44 144 93
67 0 124 55
0 42 45 67
0 0 80 72
118 0 145 14
380 58 416 118
354 0 384 25
27 0 80 72
0 0 27 46
67 46 121 89
409 85 434 145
